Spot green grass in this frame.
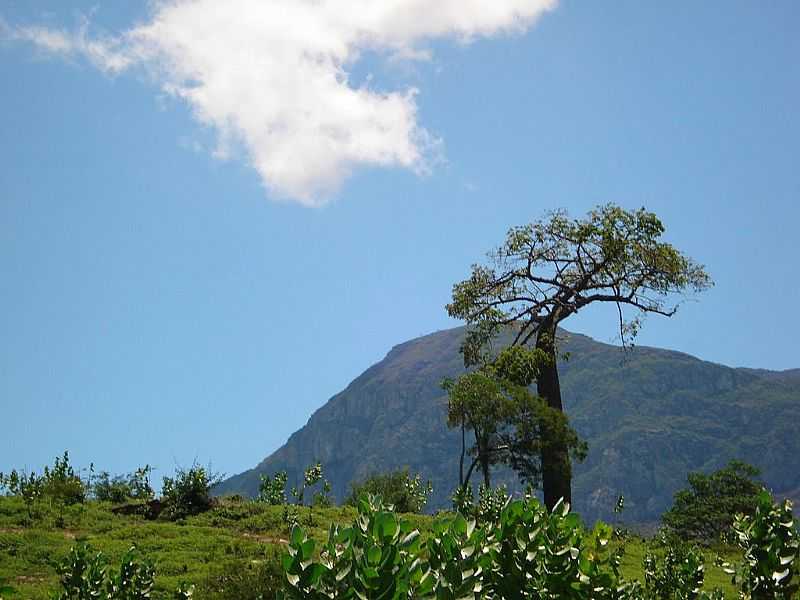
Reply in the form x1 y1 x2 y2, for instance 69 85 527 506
614 535 739 594
0 497 743 599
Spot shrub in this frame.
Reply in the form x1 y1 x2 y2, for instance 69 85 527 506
662 460 763 541
290 462 331 508
346 468 432 514
54 543 193 599
0 451 85 522
279 494 426 599
161 464 222 519
449 482 511 523
279 493 643 599
55 543 154 599
41 451 86 506
644 535 724 599
722 489 799 599
258 471 288 505
93 465 154 503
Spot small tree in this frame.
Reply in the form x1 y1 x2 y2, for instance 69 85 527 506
443 345 586 491
663 460 764 541
259 471 288 505
447 204 712 509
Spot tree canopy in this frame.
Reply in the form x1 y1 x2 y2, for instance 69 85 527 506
447 204 712 509
662 460 764 541
449 204 712 360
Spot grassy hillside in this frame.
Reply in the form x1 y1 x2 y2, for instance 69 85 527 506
0 496 741 599
216 327 800 524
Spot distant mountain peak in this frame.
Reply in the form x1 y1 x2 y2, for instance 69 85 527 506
216 326 799 523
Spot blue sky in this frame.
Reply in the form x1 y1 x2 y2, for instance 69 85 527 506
1 1 798 481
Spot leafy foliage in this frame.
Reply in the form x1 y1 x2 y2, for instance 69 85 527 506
643 535 723 600
346 468 433 514
451 482 512 524
290 462 331 508
446 204 712 508
277 489 800 599
161 464 222 519
279 494 427 600
442 346 586 491
53 542 194 600
0 451 86 523
721 489 799 599
258 471 288 506
57 545 161 600
91 466 154 504
447 204 713 360
662 461 764 541
280 493 644 599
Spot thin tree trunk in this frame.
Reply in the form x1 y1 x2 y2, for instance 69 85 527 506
535 325 572 510
459 421 466 486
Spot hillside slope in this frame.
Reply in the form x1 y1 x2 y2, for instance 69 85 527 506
216 327 800 523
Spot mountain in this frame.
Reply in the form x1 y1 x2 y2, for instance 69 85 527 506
215 327 800 524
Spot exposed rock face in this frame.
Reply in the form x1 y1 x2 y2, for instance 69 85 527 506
216 327 800 524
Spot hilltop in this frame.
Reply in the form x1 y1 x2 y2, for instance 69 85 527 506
216 327 800 524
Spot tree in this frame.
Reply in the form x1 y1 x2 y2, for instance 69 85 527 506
447 204 712 509
443 346 586 491
662 460 764 541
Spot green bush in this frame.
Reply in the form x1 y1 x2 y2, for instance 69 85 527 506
662 460 763 542
258 471 288 506
276 491 799 599
644 535 724 599
279 494 426 599
722 489 799 599
54 543 193 600
161 464 222 519
346 468 432 514
92 466 154 504
280 493 643 599
290 462 331 508
0 451 86 523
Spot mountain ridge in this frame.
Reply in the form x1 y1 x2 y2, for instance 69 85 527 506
216 326 800 523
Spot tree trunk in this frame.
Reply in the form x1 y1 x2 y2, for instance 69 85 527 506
459 421 466 486
481 457 491 488
535 325 572 511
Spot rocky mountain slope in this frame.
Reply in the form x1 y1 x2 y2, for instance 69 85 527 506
216 327 800 524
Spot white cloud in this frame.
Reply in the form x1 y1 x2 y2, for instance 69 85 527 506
8 0 556 205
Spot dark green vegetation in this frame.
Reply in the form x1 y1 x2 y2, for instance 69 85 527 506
442 346 587 493
662 461 764 542
446 205 712 509
280 492 798 599
161 466 223 519
345 469 432 514
52 543 194 599
2 453 798 598
216 326 800 525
